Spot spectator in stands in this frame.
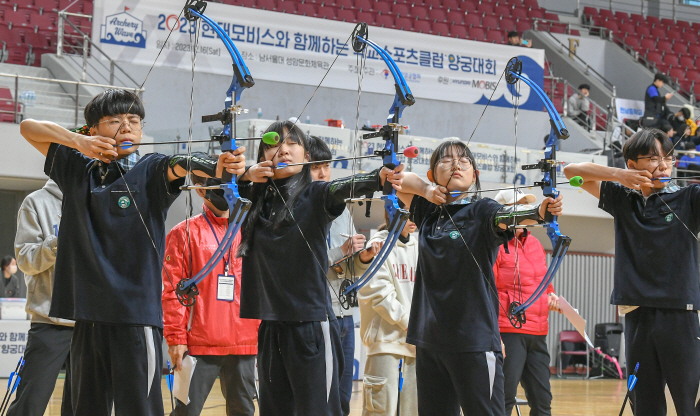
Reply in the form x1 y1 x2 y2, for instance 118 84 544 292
507 31 533 48
683 105 697 136
8 179 73 416
641 73 673 130
567 84 591 130
0 256 20 297
493 188 560 416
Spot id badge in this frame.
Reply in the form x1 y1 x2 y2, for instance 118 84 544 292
217 274 235 302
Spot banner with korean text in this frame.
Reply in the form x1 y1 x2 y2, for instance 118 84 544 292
93 0 545 110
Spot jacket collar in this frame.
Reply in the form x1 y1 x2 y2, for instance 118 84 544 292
203 204 228 226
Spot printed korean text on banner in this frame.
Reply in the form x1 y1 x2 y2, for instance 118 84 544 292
92 0 545 110
615 98 645 121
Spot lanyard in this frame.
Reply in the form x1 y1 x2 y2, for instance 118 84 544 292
203 212 233 275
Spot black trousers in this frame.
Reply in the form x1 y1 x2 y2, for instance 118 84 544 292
257 320 343 416
171 354 256 416
501 333 552 416
625 307 700 416
70 321 163 416
416 347 505 416
6 322 73 416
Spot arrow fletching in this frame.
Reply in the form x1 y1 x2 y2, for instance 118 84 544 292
403 146 419 158
628 374 637 391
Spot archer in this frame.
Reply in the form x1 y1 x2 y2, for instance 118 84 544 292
564 128 700 416
236 120 401 416
396 140 563 415
19 89 246 415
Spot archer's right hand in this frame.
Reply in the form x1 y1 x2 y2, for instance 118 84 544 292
614 168 653 190
75 134 118 163
243 160 274 183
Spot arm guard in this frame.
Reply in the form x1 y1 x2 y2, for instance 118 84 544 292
494 204 543 227
169 152 218 178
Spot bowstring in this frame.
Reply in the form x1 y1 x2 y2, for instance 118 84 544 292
511 75 524 309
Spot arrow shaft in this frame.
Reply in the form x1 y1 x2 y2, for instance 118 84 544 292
116 138 263 148
278 154 379 168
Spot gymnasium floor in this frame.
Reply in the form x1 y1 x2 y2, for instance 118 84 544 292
36 377 675 415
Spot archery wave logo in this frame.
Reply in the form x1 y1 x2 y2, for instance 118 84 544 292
100 11 147 48
474 55 544 111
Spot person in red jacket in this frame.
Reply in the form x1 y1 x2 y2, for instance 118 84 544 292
162 174 260 416
492 188 561 416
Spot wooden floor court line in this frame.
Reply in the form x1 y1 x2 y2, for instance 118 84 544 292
33 378 675 415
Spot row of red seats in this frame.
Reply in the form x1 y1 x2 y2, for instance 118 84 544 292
584 7 697 31
620 36 700 60
0 5 91 30
0 87 23 123
231 0 543 12
1 0 91 15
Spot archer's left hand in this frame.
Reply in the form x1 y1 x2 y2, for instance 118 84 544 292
538 194 563 219
216 147 246 178
379 163 405 191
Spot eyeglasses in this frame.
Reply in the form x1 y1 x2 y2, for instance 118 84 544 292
437 157 472 170
636 156 676 165
98 116 145 132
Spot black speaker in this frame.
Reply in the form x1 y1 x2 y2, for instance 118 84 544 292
594 323 623 358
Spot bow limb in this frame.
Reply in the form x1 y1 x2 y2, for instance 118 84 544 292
505 57 572 327
343 23 414 294
174 0 253 306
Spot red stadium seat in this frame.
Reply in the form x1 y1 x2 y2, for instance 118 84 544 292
392 3 409 16
296 3 317 16
500 18 515 31
665 54 680 68
656 39 673 54
635 24 651 37
336 0 354 9
429 8 447 22
623 35 641 51
412 6 429 20
24 30 51 48
414 19 432 33
511 7 527 20
463 13 480 27
666 30 682 42
374 2 391 14
640 38 656 53
528 8 544 19
646 51 664 66
442 0 460 10
646 15 660 26
462 0 477 12
583 6 597 17
495 5 511 16
651 27 666 39
468 26 485 41
394 17 413 30
619 22 636 34
482 15 498 29
337 8 356 22
376 14 394 28
680 55 696 69
686 70 700 83
523 0 538 9
689 44 700 57
486 29 503 43
2 28 23 47
83 0 92 16
29 12 55 30
433 22 449 36
446 10 464 24
598 9 614 19
355 0 372 11
34 0 57 13
277 1 297 13
4 45 30 65
550 23 566 34
614 11 629 21
356 11 375 24
4 10 29 27
544 12 559 21
685 31 699 44
256 0 275 10
603 20 618 33
674 43 688 55
516 20 531 33
476 3 494 15
669 67 685 81
450 23 467 38
317 6 336 19
661 18 675 28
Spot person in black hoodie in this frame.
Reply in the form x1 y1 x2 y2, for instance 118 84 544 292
237 120 403 416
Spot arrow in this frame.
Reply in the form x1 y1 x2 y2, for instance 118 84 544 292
276 146 419 169
0 357 23 416
618 362 639 416
448 176 584 197
117 131 281 148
